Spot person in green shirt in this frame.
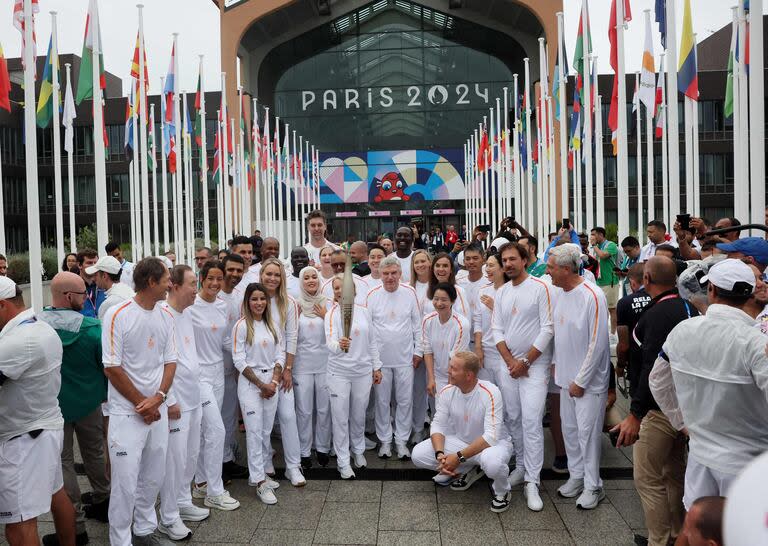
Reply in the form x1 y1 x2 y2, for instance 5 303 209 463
39 272 110 546
518 235 547 277
590 227 620 337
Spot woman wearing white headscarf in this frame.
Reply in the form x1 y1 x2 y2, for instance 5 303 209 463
292 266 332 470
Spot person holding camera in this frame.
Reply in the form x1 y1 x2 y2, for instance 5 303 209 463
611 257 698 546
590 227 620 339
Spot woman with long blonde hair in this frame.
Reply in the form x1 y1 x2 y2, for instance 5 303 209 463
232 283 283 505
409 248 433 443
259 258 305 486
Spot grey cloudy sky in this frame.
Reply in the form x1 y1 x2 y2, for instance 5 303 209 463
0 0 760 95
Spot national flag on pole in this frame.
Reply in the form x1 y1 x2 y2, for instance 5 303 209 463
130 32 149 117
124 90 134 161
76 0 106 105
13 0 39 75
163 44 176 125
0 43 10 112
477 123 490 172
211 130 221 185
677 0 698 100
655 56 666 139
147 108 155 171
725 26 737 119
194 71 203 147
638 13 657 111
608 0 631 156
518 93 528 172
62 68 76 152
36 37 57 128
655 0 667 48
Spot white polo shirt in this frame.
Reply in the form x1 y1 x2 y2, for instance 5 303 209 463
160 303 200 411
187 295 229 367
231 317 285 373
421 311 470 384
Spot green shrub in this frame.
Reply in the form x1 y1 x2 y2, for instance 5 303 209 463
6 247 61 284
76 224 98 252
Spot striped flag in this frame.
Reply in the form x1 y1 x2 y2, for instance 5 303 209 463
0 42 10 112
655 0 667 48
677 0 698 100
655 56 666 139
75 0 106 105
13 0 39 75
608 0 631 156
638 13 656 111
36 37 57 128
725 26 736 119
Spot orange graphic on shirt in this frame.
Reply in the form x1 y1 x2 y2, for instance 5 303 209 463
148 336 156 349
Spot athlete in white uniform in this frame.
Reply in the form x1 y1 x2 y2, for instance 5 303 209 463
421 254 470 318
286 248 310 300
325 275 383 479
304 210 340 266
362 244 385 289
259 259 306 487
456 243 486 357
491 242 554 512
409 249 433 443
232 282 286 505
321 250 369 306
187 261 240 510
317 245 337 285
422 283 471 396
101 258 178 546
366 256 423 460
293 267 332 468
411 352 514 513
159 266 211 541
547 244 611 510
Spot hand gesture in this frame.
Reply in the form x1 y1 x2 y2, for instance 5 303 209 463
314 303 327 319
339 336 351 351
480 294 494 311
260 381 277 399
373 370 383 384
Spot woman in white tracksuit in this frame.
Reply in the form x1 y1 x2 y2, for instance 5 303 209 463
232 282 285 506
186 261 240 510
421 253 470 319
293 266 332 469
318 245 336 285
473 253 509 390
409 249 433 442
324 274 383 479
259 258 306 486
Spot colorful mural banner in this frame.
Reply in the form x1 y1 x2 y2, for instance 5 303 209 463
318 149 465 204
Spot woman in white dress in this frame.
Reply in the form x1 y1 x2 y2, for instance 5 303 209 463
292 266 332 469
232 282 284 505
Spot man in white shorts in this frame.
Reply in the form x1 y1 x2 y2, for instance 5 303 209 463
0 276 76 546
102 258 178 546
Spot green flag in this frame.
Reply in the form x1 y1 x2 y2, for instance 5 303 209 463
36 38 56 128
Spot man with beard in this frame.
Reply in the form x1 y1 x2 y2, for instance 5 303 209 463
287 248 310 298
238 237 281 291
394 227 414 282
321 250 369 306
77 249 105 318
350 242 371 277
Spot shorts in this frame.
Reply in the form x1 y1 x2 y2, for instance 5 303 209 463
600 284 619 308
0 429 64 524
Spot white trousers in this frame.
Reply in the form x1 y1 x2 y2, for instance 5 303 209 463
503 362 550 485
222 350 240 463
276 383 302 470
683 455 738 510
293 373 332 456
412 362 429 432
327 372 372 468
560 388 606 491
375 366 414 445
108 410 169 546
238 370 280 485
195 366 226 497
160 406 202 525
412 436 513 496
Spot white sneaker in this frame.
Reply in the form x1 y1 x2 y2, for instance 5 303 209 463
557 477 585 499
378 442 392 459
204 490 241 511
158 519 192 541
395 442 411 460
285 467 306 487
576 487 605 510
178 504 210 522
364 437 377 451
524 483 544 512
353 452 367 469
264 476 280 489
339 465 356 479
508 467 525 488
329 446 336 457
257 483 278 505
432 473 454 486
192 483 207 499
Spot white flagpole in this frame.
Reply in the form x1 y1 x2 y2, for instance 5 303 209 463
749 0 765 231
276 118 284 253
64 63 76 252
635 72 644 242
129 163 137 257
535 104 544 242
49 11 65 269
731 8 745 223
666 0 681 221
737 3 749 225
481 119 488 228
231 117 239 235
293 130 300 248
616 0 629 241
495 98 503 225
313 146 319 210
471 131 477 230
172 34 184 262
548 96 556 234
463 142 468 230
504 88 512 222
489 109 498 234
285 124 294 254
254 99 262 237
595 92 606 227
216 108 224 249
660 55 670 229
579 3 593 233
575 144 582 232
512 75 522 223
160 76 169 252
538 38 549 240
131 87 140 259
199 56 210 248
183 92 194 262
238 87 250 235
684 96 694 213
692 34 700 217
265 109 273 238
557 12 569 220
523 58 534 233
137 4 150 257
87 0 108 253
150 104 159 255
221 72 231 242
645 91 654 232
299 134 305 239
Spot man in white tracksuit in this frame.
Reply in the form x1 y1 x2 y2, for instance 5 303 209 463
411 351 513 513
102 258 177 546
546 244 611 510
158 265 211 541
366 256 423 460
492 242 554 512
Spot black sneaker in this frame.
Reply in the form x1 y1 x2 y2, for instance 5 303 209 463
42 531 89 545
300 456 313 471
633 534 649 546
316 451 330 467
450 466 485 491
222 460 249 480
551 455 569 474
490 491 511 513
84 499 109 522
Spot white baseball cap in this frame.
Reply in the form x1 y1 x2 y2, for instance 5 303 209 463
0 276 17 299
84 255 122 276
700 258 755 296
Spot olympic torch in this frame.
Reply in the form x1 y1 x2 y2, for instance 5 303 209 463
341 253 355 353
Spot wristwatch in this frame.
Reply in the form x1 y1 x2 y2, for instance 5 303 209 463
434 450 444 460
156 390 167 403
457 451 466 463
520 357 531 368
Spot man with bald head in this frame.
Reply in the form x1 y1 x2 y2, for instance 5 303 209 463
350 241 370 277
39 273 111 544
610 256 697 546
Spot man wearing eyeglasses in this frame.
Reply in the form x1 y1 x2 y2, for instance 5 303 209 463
87 256 135 321
39 272 110 545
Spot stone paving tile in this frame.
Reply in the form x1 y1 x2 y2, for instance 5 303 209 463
191 502 265 544
276 479 332 492
379 491 439 531
498 489 567 531
377 530 442 546
314 501 380 545
607 489 647 530
381 480 436 495
435 480 494 504
437 503 506 546
258 494 325 530
505 529 575 546
249 529 315 544
327 480 382 503
554 501 636 545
